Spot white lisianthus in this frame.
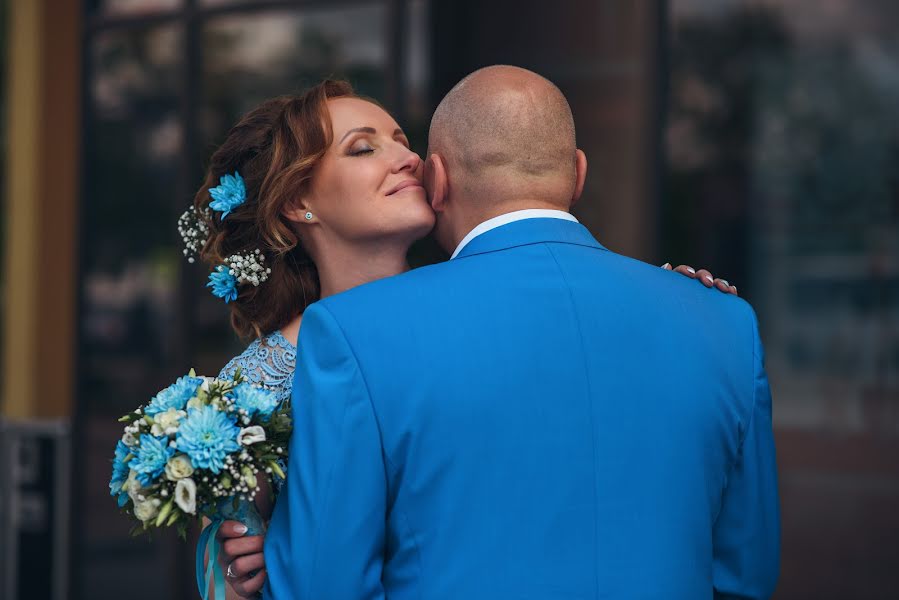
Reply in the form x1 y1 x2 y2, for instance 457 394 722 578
175 478 197 515
201 377 212 392
152 408 187 437
134 500 159 522
165 454 194 481
126 470 144 502
237 426 266 446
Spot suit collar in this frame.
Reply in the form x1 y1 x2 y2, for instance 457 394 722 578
452 216 607 260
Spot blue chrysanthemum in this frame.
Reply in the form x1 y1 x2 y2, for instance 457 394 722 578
109 440 133 507
146 375 204 416
130 435 176 486
232 383 279 419
207 265 238 303
209 172 246 219
176 405 241 474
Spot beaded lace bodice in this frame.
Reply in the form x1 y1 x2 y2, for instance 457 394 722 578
217 330 296 407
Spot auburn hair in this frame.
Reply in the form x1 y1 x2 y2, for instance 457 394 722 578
194 80 356 340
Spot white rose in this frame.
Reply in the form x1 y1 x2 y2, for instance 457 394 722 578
175 478 197 515
165 454 194 481
237 426 266 446
134 500 158 522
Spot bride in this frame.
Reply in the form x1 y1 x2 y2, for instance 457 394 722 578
186 79 735 598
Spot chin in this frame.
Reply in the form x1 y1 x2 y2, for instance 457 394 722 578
386 191 436 240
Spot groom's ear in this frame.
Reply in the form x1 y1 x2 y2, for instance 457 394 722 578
571 149 588 207
424 153 448 212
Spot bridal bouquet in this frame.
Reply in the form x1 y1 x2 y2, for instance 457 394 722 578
108 369 290 596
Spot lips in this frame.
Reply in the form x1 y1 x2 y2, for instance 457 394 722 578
386 179 424 196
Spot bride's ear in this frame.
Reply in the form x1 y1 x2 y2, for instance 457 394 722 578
282 196 317 224
424 154 448 212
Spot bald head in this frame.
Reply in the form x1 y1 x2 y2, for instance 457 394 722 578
428 66 577 205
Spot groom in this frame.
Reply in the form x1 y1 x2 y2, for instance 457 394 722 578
263 66 780 599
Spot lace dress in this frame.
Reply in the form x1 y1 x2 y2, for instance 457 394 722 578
217 330 296 492
218 330 296 403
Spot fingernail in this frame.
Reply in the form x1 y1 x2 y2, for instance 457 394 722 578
704 275 713 284
719 279 729 287
733 285 738 293
235 524 248 535
661 262 671 269
687 267 695 274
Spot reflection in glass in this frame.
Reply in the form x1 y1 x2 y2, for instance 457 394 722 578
92 0 181 17
80 24 186 600
667 2 899 597
200 5 387 151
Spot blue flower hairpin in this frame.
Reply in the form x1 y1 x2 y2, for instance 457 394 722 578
207 265 239 303
206 250 270 304
208 171 246 219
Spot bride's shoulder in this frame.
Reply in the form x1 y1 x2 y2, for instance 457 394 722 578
216 331 297 393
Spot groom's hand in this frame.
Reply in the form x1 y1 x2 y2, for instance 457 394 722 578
217 520 267 598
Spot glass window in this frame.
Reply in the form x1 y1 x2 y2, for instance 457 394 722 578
76 5 394 596
90 0 181 17
79 23 188 600
200 4 388 149
667 1 899 596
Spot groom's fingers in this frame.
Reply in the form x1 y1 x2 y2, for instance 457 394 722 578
231 568 267 598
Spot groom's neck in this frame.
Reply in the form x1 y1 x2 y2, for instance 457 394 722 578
445 198 571 253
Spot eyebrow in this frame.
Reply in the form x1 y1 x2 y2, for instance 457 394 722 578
339 127 407 144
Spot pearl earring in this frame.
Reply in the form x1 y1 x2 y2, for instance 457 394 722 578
304 212 313 221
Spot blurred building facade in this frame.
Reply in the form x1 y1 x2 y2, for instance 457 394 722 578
1 0 897 598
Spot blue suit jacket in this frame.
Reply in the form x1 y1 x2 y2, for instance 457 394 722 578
263 218 780 599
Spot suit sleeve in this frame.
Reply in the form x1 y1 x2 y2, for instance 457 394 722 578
713 308 781 600
263 303 387 600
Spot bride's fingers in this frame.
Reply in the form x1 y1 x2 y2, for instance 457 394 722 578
714 278 738 296
673 264 697 278
217 521 249 540
232 568 267 598
222 534 265 560
228 552 265 579
695 269 714 288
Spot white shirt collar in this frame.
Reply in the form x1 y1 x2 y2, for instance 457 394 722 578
450 209 579 259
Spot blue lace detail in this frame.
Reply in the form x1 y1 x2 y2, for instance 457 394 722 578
217 330 296 407
217 330 295 494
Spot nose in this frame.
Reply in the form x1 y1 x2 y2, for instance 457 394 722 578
393 145 422 174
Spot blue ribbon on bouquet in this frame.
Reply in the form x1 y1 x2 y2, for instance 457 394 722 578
195 500 267 600
196 518 226 600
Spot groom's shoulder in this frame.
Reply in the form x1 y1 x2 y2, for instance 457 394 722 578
316 259 462 317
602 249 759 333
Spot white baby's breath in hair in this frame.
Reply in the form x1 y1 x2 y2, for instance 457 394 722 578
178 207 211 263
226 249 271 287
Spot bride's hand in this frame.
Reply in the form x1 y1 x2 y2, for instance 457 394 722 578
662 263 738 296
217 521 267 598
